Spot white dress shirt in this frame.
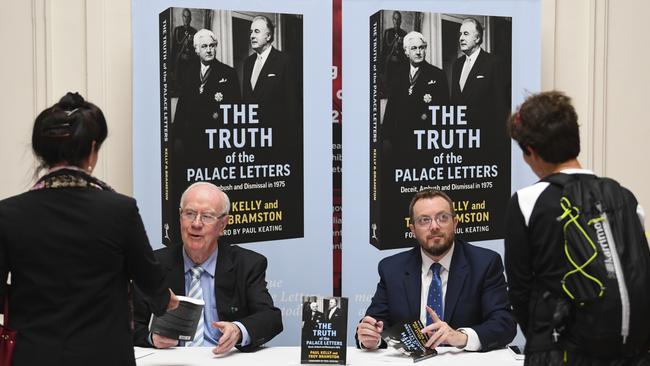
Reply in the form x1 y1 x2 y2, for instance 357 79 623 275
419 244 482 351
250 46 273 87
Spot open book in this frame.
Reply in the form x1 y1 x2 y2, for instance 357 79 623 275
381 320 437 363
148 296 204 341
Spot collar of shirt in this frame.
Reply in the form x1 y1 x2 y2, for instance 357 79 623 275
182 246 217 278
409 64 420 79
419 242 454 275
558 168 595 175
200 63 210 77
464 47 482 67
256 46 273 65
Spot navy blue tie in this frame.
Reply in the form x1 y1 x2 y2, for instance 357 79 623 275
426 262 443 325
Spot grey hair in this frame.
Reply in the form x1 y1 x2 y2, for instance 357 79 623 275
179 182 231 216
403 31 427 51
193 28 217 49
252 15 275 43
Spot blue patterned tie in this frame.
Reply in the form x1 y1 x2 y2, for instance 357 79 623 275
187 266 205 346
426 262 443 325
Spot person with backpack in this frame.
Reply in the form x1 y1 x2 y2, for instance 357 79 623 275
504 91 650 365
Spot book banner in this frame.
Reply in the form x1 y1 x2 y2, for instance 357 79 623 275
342 0 539 344
133 0 332 346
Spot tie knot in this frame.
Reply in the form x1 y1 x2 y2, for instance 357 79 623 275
190 266 204 279
430 262 442 276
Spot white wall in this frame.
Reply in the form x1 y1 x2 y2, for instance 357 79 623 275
540 0 650 226
1 0 648 228
0 0 133 195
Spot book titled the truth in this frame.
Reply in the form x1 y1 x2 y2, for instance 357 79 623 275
148 296 204 341
368 10 513 250
381 320 437 363
300 296 348 364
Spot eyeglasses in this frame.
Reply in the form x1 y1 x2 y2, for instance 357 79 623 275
414 212 454 228
180 209 226 225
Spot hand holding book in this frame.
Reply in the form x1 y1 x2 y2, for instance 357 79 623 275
421 306 468 349
149 295 204 343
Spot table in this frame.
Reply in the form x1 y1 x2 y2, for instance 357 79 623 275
135 346 523 365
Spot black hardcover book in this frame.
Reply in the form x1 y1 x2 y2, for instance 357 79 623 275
149 296 204 341
381 320 437 363
300 296 348 364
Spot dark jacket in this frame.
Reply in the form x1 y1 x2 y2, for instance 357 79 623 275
362 240 516 351
133 241 283 352
0 187 170 366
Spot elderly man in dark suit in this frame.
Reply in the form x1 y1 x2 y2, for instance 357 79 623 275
174 28 241 137
134 182 282 354
242 15 300 149
169 29 242 244
451 18 508 132
356 189 516 352
382 31 449 155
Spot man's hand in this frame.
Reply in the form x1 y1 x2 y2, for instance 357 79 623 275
167 289 179 311
211 321 242 354
152 333 179 348
421 306 467 349
356 316 384 350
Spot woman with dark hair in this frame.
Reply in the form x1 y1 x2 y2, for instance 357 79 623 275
0 92 177 366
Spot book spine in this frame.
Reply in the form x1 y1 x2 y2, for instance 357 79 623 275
159 8 172 246
369 11 381 249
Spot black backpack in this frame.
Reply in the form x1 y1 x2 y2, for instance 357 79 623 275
545 173 650 357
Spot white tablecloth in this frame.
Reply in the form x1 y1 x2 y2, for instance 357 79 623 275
135 346 523 365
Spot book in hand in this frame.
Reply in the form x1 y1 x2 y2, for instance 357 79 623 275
381 320 437 363
300 296 348 364
148 295 204 341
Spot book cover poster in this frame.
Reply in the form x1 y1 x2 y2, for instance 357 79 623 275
369 11 512 249
159 7 304 246
300 296 348 364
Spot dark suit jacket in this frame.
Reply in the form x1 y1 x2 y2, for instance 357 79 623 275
0 187 170 366
133 241 282 352
362 240 516 351
174 58 242 144
451 49 508 134
327 307 343 323
382 60 450 154
242 47 299 147
304 310 325 329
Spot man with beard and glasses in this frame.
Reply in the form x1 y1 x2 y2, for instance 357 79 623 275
355 189 515 352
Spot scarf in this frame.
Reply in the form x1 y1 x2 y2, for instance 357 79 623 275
31 166 114 192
